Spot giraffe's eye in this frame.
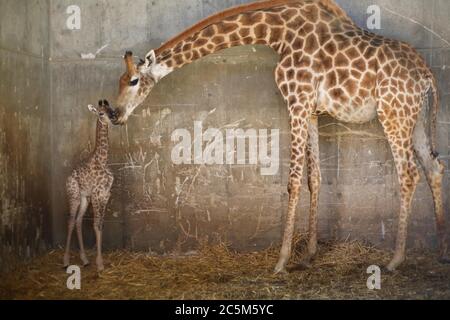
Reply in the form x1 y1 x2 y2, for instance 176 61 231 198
129 78 139 86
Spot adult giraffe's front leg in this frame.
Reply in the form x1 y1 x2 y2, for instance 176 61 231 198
275 97 313 274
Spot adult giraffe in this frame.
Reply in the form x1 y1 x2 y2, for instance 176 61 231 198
110 0 449 273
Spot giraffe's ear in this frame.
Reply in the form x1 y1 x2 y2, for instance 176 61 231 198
145 50 156 67
88 104 98 115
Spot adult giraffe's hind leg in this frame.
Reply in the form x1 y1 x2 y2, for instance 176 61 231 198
378 101 421 271
275 100 313 274
298 115 321 268
413 114 449 262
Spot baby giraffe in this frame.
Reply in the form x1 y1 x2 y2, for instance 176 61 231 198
63 100 114 272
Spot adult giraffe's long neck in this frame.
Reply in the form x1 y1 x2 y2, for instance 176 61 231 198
154 6 290 75
150 0 353 79
92 119 109 166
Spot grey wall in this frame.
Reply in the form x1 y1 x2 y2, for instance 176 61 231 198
1 0 449 263
0 0 51 271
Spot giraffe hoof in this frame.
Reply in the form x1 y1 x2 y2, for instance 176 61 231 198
274 268 288 275
385 264 397 273
274 265 288 275
81 255 90 267
386 261 402 273
63 256 70 267
382 265 395 273
83 262 90 268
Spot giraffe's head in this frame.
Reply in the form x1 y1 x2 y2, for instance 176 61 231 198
112 51 161 125
88 100 116 124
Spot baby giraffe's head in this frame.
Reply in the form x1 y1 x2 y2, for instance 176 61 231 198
88 100 116 124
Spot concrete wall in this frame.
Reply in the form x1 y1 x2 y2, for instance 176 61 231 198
48 0 450 253
1 0 449 262
0 0 52 271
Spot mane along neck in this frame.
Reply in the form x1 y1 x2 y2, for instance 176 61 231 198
153 0 353 73
155 0 351 56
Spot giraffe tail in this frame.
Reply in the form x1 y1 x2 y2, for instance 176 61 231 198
429 75 440 158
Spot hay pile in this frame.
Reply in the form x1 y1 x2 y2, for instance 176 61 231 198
1 235 449 300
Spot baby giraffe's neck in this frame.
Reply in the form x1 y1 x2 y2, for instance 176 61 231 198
92 119 109 165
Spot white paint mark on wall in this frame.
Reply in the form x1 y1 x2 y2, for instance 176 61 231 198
81 44 109 60
155 108 172 126
175 176 190 207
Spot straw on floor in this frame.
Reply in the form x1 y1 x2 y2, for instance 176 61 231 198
1 235 449 299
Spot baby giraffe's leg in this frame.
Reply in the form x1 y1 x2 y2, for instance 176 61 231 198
91 190 110 272
75 196 90 266
413 117 449 262
64 177 80 268
299 116 321 267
